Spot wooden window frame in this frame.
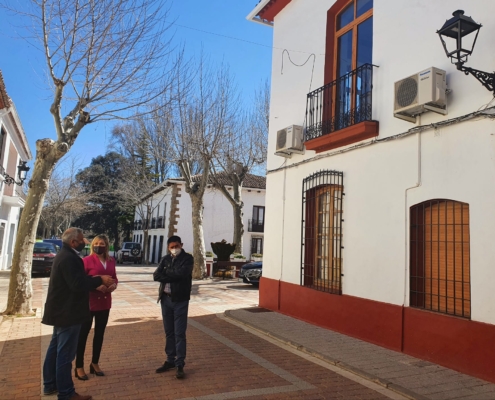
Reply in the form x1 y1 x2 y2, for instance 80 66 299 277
302 170 344 295
410 199 471 319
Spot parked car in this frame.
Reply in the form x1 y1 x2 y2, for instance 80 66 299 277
116 242 142 264
32 242 59 275
239 261 262 286
43 238 62 250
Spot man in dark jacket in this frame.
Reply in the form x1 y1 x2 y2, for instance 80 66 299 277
42 228 115 400
153 235 193 379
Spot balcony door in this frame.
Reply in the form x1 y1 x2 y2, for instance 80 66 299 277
253 206 265 226
335 0 373 128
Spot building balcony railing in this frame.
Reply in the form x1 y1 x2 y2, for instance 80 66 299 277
157 217 164 229
151 218 157 229
248 219 264 233
305 63 375 142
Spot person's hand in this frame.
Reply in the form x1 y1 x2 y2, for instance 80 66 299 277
96 285 107 293
107 283 117 293
100 275 115 287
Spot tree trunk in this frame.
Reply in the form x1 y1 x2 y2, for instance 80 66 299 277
232 201 244 254
5 139 67 315
190 195 205 279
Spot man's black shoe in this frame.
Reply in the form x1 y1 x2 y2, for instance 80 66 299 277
176 366 185 379
43 388 58 396
156 361 175 373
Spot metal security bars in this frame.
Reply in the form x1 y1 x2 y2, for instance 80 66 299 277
301 170 344 294
410 200 471 318
305 64 374 141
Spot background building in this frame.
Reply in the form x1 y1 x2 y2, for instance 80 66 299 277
132 174 266 263
0 71 32 271
248 0 495 382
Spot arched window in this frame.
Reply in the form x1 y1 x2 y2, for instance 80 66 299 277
301 170 344 294
410 200 471 318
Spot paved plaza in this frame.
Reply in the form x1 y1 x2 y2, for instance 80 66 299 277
1 266 495 399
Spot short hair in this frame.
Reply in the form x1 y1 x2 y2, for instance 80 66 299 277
62 227 83 244
167 235 182 245
90 234 110 260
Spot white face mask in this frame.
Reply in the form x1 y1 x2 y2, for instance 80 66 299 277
170 248 181 256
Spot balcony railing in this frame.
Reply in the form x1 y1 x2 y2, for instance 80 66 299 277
151 218 157 229
157 217 164 229
305 63 374 141
248 219 264 233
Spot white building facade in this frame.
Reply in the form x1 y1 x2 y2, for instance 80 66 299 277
248 0 495 383
132 174 266 264
0 72 32 271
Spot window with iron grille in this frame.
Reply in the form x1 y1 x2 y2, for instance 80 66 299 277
410 200 471 318
301 170 344 294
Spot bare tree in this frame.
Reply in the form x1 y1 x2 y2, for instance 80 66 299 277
114 150 170 264
3 0 178 315
38 155 91 238
210 81 270 253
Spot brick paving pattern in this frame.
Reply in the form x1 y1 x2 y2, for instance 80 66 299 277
0 266 402 400
226 309 495 400
3 265 495 399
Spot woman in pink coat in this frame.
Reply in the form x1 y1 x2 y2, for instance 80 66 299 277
75 234 118 380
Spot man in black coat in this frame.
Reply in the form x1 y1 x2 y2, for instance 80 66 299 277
153 235 193 379
42 228 115 400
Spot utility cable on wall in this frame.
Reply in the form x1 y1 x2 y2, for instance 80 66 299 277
267 106 495 175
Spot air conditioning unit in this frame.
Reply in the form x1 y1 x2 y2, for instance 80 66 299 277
394 67 447 123
275 125 304 157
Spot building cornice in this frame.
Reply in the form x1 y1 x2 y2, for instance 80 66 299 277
246 0 293 26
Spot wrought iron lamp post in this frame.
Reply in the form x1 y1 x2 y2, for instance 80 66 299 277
3 161 30 186
437 10 494 94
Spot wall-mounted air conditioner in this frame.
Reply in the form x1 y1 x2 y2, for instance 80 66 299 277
275 125 304 157
394 67 447 123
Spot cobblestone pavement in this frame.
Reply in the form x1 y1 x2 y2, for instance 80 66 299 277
0 266 405 400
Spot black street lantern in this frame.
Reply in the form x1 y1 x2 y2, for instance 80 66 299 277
437 10 494 94
3 161 30 186
437 10 481 68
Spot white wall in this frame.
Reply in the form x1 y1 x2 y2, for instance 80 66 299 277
134 182 266 261
263 0 495 323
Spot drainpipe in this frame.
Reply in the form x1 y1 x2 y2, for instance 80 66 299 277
278 164 288 311
402 116 422 351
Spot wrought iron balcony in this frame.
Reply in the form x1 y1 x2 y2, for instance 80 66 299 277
157 216 164 228
305 63 375 141
151 218 157 229
248 219 264 233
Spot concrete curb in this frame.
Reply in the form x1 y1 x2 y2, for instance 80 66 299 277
224 310 429 400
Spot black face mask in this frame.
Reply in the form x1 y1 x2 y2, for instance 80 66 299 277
93 246 106 255
75 242 86 252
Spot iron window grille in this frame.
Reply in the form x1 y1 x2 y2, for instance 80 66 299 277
251 236 263 255
301 170 344 294
410 199 471 319
305 63 374 141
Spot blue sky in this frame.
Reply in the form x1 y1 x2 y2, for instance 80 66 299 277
0 1 272 172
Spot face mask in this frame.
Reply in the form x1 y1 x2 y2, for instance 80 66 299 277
75 242 86 252
93 246 106 255
170 248 181 256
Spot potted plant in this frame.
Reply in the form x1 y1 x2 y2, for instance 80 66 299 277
251 253 263 262
205 251 214 262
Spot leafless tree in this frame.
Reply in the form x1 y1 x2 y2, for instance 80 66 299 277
114 150 170 264
38 155 91 238
3 0 178 315
210 81 269 253
111 114 174 184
